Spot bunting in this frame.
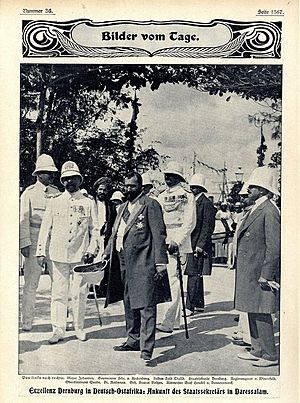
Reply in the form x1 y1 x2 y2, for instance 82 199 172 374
196 160 226 175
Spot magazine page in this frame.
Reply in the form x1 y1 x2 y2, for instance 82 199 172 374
0 0 298 402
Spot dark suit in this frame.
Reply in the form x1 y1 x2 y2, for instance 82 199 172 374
234 198 280 360
104 194 170 358
184 194 216 311
97 200 117 295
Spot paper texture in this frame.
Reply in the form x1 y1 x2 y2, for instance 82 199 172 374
0 0 299 402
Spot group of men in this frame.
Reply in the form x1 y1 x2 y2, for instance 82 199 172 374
20 154 280 367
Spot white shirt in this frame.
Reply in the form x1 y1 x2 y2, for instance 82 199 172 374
116 194 142 252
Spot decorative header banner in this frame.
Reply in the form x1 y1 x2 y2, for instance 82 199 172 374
22 19 281 58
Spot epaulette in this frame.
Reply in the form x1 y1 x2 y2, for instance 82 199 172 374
25 184 35 192
49 193 63 199
83 194 94 200
48 184 59 190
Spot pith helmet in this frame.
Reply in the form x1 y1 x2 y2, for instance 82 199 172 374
239 182 249 196
60 161 83 183
111 191 124 202
164 161 185 181
189 173 208 192
247 166 280 195
142 172 153 187
32 154 58 175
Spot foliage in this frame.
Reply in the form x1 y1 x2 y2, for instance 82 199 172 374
20 64 282 189
227 182 244 204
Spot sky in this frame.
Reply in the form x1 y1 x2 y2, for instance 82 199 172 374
133 83 280 198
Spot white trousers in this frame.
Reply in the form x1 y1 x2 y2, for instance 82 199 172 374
22 236 52 325
51 261 88 334
159 254 186 331
236 312 251 344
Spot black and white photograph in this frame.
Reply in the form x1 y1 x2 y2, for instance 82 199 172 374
0 1 298 401
19 63 282 376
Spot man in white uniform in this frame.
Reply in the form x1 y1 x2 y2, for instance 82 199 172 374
20 154 60 331
36 161 99 343
157 161 196 333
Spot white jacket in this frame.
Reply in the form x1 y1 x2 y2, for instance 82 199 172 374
36 190 99 263
158 184 196 253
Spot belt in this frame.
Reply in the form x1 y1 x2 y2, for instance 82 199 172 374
30 223 41 229
166 223 182 229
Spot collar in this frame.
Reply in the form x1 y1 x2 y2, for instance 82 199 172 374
254 195 268 208
250 195 268 215
195 192 204 201
35 180 47 192
63 190 82 200
166 183 182 193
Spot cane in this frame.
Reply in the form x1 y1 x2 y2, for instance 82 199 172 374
92 284 102 327
176 253 189 339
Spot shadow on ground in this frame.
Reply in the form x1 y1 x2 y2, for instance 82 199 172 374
154 312 236 365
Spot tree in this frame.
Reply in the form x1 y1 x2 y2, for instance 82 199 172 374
20 64 282 188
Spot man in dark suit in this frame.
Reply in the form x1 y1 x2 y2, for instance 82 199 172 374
103 172 170 364
235 167 280 367
185 173 216 315
88 177 117 299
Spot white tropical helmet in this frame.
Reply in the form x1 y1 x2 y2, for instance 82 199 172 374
32 154 58 175
110 191 124 202
247 166 280 195
60 161 83 183
142 172 153 187
239 182 249 196
164 161 185 181
189 173 208 192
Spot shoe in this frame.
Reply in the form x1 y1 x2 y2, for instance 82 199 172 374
173 324 185 330
232 334 244 341
184 309 194 317
141 353 151 364
194 307 204 313
156 325 173 333
48 330 64 344
75 330 87 341
22 321 33 331
66 322 74 331
113 342 140 352
237 350 261 361
232 339 251 347
252 357 278 367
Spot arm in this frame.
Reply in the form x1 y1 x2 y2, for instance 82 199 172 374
20 190 31 250
86 200 100 257
196 201 216 250
35 198 53 258
260 205 280 281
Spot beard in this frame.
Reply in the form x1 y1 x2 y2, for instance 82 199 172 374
125 190 141 202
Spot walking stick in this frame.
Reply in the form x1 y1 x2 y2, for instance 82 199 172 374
176 253 189 339
92 284 102 327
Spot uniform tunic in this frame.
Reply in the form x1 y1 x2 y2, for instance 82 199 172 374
157 184 196 330
36 190 99 262
36 190 99 333
19 181 60 325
